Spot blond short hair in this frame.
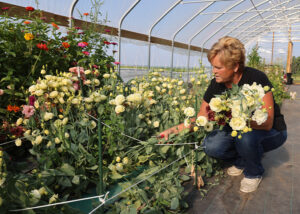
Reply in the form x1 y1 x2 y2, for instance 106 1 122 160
208 36 245 72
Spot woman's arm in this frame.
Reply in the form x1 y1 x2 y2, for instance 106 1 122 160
159 100 209 140
250 91 274 130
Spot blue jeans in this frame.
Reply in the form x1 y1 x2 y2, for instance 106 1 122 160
202 126 287 178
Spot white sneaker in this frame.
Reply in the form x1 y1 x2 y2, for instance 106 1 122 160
227 166 244 176
240 177 262 193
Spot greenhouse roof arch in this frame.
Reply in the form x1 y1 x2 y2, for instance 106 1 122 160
1 0 300 68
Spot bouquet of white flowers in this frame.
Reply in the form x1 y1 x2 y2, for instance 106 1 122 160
207 82 270 138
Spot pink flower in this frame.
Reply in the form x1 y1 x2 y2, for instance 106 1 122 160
92 65 98 69
73 82 79 90
111 42 118 46
78 42 88 48
104 29 111 33
82 51 90 56
22 105 35 118
114 62 120 65
1 7 10 11
75 27 81 30
0 89 4 95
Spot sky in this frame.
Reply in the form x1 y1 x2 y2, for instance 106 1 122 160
3 0 300 68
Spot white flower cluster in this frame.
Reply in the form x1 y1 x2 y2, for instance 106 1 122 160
209 82 269 135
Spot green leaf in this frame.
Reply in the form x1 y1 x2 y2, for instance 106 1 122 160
72 175 80 185
111 171 123 179
160 146 169 154
60 163 75 176
180 175 190 181
86 165 98 170
170 197 179 210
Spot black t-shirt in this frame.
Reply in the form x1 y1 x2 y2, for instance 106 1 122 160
203 67 286 131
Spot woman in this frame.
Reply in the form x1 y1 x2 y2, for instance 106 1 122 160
160 36 287 193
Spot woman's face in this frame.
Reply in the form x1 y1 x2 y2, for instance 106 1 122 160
211 54 237 84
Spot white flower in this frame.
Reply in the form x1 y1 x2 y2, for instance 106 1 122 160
49 194 58 204
44 112 54 121
91 121 97 129
84 97 93 103
55 137 61 144
94 79 100 86
35 90 44 96
115 105 125 114
153 121 160 128
16 118 23 126
15 138 22 147
71 98 80 105
29 85 36 93
127 93 142 104
62 117 68 125
204 122 214 132
252 109 268 125
84 69 91 75
34 135 43 145
30 189 41 200
209 97 223 113
184 118 191 127
103 73 110 79
39 82 47 90
109 99 116 105
184 107 195 117
196 116 208 126
115 95 125 105
229 117 246 131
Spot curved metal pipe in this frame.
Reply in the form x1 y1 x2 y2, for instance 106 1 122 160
147 0 182 71
118 0 141 75
69 0 79 28
170 2 215 78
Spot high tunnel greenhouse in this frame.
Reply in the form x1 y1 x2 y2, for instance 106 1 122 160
0 0 300 213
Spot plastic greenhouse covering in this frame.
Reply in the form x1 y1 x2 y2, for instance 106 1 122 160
2 0 300 71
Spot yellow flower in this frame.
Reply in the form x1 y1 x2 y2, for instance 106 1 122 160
34 100 39 109
49 194 58 204
65 133 70 138
41 69 46 75
84 70 91 75
35 136 43 145
44 112 54 121
116 157 121 162
55 137 61 144
44 130 49 135
15 138 22 147
16 118 23 126
263 86 270 91
193 126 199 132
39 187 47 195
184 107 195 117
231 130 238 137
115 105 125 114
46 141 52 148
91 121 97 129
153 121 160 128
103 73 110 79
24 33 34 40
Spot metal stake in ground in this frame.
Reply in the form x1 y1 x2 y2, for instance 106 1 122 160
98 117 104 214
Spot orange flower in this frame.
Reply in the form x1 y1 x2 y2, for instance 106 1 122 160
83 13 89 16
7 105 14 112
51 22 59 30
7 105 20 112
62 42 70 48
24 20 31 24
59 108 63 113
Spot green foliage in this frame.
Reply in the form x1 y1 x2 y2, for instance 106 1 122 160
291 56 300 74
247 46 264 70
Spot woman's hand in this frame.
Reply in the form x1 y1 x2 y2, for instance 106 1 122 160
158 128 174 141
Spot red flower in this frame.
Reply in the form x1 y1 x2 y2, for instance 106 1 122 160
104 29 111 33
10 126 24 138
92 65 98 69
111 42 118 46
40 17 47 20
83 12 89 16
29 96 36 106
24 20 31 24
36 43 49 51
25 6 35 11
1 7 10 11
103 41 111 45
82 51 90 56
62 42 70 48
75 26 81 30
114 62 120 65
51 22 59 30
